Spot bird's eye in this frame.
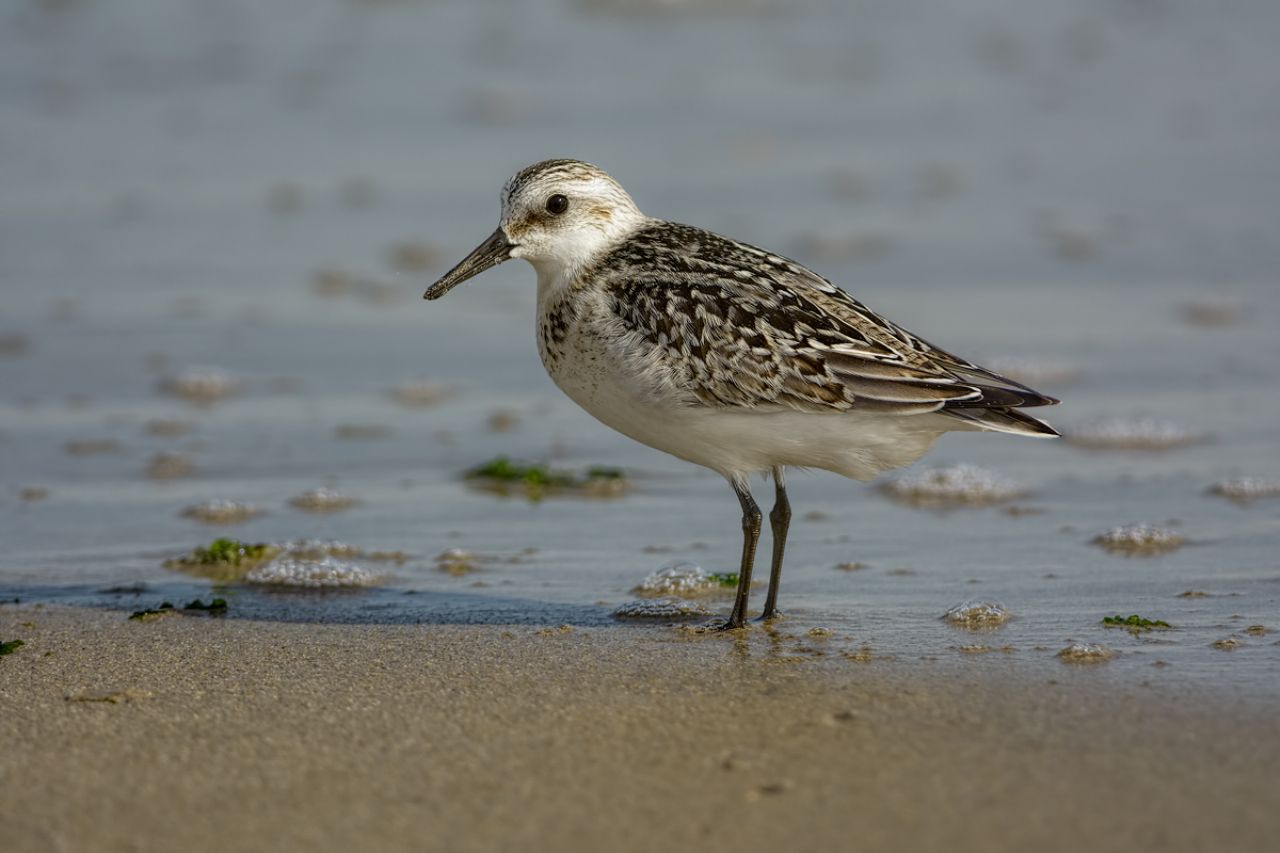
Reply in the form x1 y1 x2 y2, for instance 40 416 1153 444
545 194 569 215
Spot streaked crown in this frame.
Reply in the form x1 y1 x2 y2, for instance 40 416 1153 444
499 159 647 277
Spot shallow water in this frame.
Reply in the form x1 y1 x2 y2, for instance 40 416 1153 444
2 0 1279 697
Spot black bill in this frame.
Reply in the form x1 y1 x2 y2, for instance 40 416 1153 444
423 228 513 300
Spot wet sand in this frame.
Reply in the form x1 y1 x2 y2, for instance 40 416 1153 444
2 605 1277 853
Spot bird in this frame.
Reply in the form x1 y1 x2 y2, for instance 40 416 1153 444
425 159 1059 629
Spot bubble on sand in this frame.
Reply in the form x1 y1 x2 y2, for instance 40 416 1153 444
387 241 444 272
943 600 1012 629
793 231 893 263
1181 299 1243 328
289 487 358 513
334 423 392 440
146 419 192 437
633 563 717 597
1208 478 1280 504
612 598 711 620
311 269 354 297
181 500 262 525
337 176 377 209
146 451 193 479
0 333 31 357
266 183 303 215
389 381 452 408
65 439 121 456
1057 642 1115 664
280 540 408 564
883 464 1024 507
436 548 478 576
487 409 521 432
1066 418 1204 451
160 367 239 404
1093 524 1184 556
246 555 382 589
955 644 1014 654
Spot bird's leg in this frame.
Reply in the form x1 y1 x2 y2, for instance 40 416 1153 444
723 476 762 630
761 467 791 621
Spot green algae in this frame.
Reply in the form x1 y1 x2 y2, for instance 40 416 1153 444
0 639 25 656
465 456 629 500
164 538 281 582
1102 614 1172 634
183 598 228 614
706 572 740 588
129 602 175 621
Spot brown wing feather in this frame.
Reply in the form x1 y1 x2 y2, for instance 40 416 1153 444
597 222 1059 426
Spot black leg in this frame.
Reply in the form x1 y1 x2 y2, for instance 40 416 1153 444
724 477 762 629
761 467 790 621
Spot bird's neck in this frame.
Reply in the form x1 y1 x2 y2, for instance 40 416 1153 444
530 217 649 309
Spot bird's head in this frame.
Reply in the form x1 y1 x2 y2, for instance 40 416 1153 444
424 159 645 300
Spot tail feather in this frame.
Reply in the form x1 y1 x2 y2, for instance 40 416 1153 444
942 406 1060 438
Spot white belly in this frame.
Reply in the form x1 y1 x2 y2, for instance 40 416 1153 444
538 314 946 482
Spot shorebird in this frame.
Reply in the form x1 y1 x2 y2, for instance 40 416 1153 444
426 159 1059 629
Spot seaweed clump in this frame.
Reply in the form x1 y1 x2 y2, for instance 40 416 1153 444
1101 614 1172 635
164 538 280 582
130 599 227 620
465 457 629 500
183 598 228 614
0 639 25 656
129 602 175 621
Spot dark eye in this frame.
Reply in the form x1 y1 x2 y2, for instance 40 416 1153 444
545 194 569 215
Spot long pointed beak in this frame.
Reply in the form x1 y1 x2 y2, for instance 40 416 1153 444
424 228 513 300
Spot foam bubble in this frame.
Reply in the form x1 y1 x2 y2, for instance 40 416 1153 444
884 465 1024 507
1093 524 1184 556
633 563 717 597
1208 478 1280 504
160 367 238 404
245 555 382 588
1057 642 1115 664
181 500 262 524
1067 418 1204 451
289 487 358 513
942 599 1012 629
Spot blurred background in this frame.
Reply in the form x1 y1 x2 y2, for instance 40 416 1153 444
2 0 1278 680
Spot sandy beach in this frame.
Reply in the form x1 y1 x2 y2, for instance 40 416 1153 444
2 604 1277 853
5 1 1280 849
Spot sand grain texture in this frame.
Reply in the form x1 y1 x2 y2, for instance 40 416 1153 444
1 607 1277 853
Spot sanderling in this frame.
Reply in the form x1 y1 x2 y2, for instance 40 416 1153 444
426 159 1059 629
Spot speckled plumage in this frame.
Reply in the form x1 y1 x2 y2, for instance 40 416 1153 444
580 220 1055 419
426 159 1060 627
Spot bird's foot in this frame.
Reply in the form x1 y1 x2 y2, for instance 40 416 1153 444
755 609 784 623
